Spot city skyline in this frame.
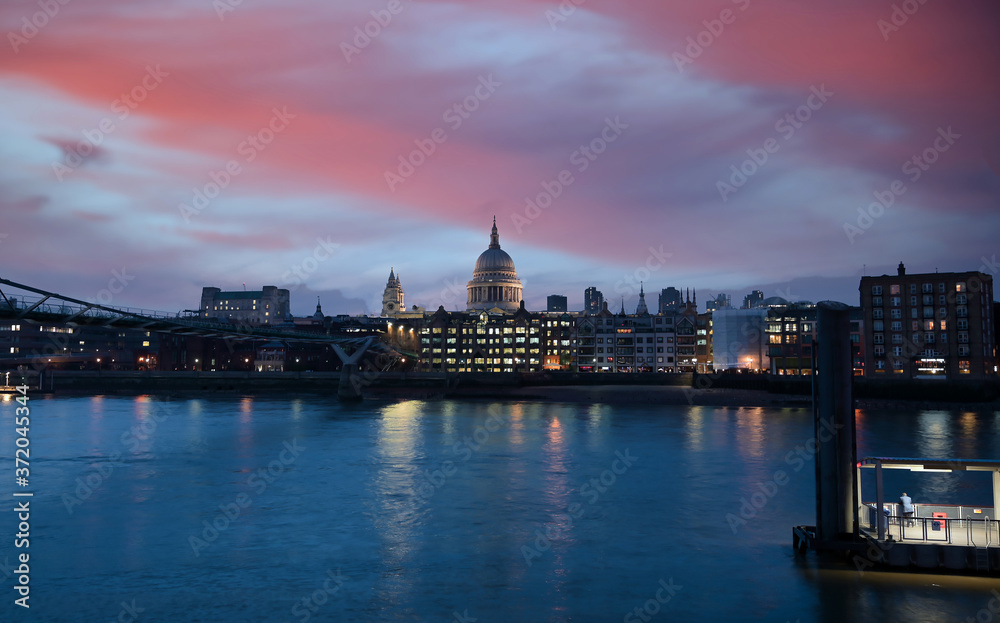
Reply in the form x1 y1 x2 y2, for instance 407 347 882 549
2 1 999 317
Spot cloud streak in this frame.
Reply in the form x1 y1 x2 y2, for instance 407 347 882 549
1 0 998 313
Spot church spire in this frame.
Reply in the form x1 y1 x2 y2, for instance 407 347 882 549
489 216 500 249
312 296 323 320
636 282 649 315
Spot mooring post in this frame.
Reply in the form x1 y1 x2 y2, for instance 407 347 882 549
815 301 856 542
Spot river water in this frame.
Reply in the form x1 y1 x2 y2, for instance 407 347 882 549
1 395 998 622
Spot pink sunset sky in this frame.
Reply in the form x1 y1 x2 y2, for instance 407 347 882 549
1 0 998 315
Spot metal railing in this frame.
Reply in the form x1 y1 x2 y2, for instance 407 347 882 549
970 516 993 548
0 294 196 321
861 504 999 546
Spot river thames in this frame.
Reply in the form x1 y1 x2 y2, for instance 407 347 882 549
1 395 997 622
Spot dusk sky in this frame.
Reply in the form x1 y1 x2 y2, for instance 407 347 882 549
2 0 998 316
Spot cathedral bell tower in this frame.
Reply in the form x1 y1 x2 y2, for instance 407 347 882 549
382 268 404 317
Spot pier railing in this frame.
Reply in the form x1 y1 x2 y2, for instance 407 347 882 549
861 504 1000 546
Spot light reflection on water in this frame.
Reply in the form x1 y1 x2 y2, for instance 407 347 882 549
1 396 998 622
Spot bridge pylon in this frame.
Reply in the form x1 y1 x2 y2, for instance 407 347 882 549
331 337 374 400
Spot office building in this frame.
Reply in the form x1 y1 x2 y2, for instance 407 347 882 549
859 263 995 379
547 295 568 312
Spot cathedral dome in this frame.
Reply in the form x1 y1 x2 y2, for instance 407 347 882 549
467 217 523 313
474 247 516 275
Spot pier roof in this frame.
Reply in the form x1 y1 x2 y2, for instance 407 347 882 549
859 457 1000 472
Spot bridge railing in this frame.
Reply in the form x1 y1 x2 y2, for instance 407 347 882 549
0 293 391 345
1 294 199 322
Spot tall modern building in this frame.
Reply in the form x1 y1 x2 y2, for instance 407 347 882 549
547 295 568 312
467 218 523 314
742 290 764 309
859 262 995 379
200 285 290 325
658 287 681 313
584 287 604 314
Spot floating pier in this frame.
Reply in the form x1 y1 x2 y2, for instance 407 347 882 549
791 301 1000 574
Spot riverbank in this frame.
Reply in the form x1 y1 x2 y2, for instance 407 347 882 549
18 370 1000 410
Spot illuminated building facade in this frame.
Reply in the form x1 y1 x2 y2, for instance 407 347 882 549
859 263 995 379
200 285 289 325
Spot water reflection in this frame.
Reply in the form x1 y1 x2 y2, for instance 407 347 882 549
371 400 424 609
685 407 705 452
540 411 572 617
735 407 766 459
916 410 951 458
9 396 1000 622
